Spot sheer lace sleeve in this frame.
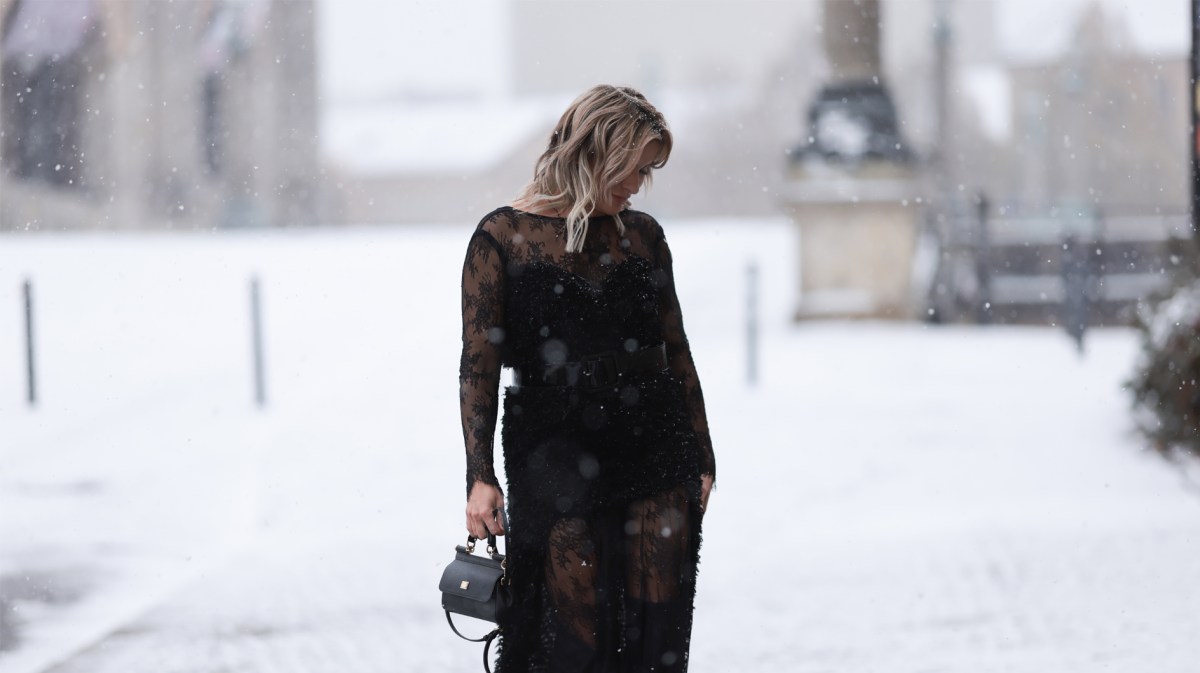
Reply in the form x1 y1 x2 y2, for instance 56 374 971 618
459 226 506 496
652 224 716 481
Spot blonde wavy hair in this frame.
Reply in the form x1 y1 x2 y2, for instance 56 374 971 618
512 85 672 253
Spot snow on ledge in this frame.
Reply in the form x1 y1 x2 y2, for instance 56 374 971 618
321 95 568 177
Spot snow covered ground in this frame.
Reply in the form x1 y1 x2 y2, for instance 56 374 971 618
1 219 1198 673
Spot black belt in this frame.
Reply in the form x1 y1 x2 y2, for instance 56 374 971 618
512 343 668 390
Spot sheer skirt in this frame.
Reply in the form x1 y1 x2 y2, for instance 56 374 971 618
541 485 697 672
500 485 700 673
498 382 703 673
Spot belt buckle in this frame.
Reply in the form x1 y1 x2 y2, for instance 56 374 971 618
580 351 618 390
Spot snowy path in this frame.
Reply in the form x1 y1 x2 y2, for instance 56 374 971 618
2 222 1199 672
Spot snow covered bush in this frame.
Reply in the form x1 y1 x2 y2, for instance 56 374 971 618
1130 271 1200 456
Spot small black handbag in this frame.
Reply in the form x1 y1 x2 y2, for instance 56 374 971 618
440 532 511 672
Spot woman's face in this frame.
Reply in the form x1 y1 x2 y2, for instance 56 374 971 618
594 140 662 216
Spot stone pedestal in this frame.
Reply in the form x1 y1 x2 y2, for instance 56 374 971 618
782 162 921 320
782 0 922 321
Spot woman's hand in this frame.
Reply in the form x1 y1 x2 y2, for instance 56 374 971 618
466 481 506 539
700 474 714 514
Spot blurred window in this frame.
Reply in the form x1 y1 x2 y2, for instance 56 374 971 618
197 1 269 176
1 0 98 190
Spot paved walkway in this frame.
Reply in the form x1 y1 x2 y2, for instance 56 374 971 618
7 326 1199 673
3 224 1198 673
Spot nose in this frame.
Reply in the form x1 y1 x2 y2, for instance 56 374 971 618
622 170 643 194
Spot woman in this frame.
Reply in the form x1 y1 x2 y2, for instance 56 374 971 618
459 84 715 672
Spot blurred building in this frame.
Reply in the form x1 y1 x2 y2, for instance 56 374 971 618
322 95 565 225
332 0 1167 227
324 0 822 225
16 0 1172 231
924 2 1190 326
0 0 319 231
1003 4 1187 215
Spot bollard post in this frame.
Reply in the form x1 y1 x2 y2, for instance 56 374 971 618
23 279 36 406
974 192 992 325
746 261 758 387
250 276 267 408
1061 234 1088 354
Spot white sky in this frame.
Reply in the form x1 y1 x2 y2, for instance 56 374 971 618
316 0 1188 105
996 0 1189 62
315 0 511 104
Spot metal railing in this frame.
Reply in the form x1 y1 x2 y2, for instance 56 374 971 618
931 205 1189 337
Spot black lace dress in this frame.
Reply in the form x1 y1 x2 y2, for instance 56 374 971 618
459 206 716 672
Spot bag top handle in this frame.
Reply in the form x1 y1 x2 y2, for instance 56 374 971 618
466 507 508 555
466 532 508 557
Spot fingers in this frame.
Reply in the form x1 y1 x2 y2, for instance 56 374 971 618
493 493 507 535
465 513 489 539
465 501 489 539
465 488 507 539
465 511 504 539
466 507 492 539
465 511 489 540
489 508 507 536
